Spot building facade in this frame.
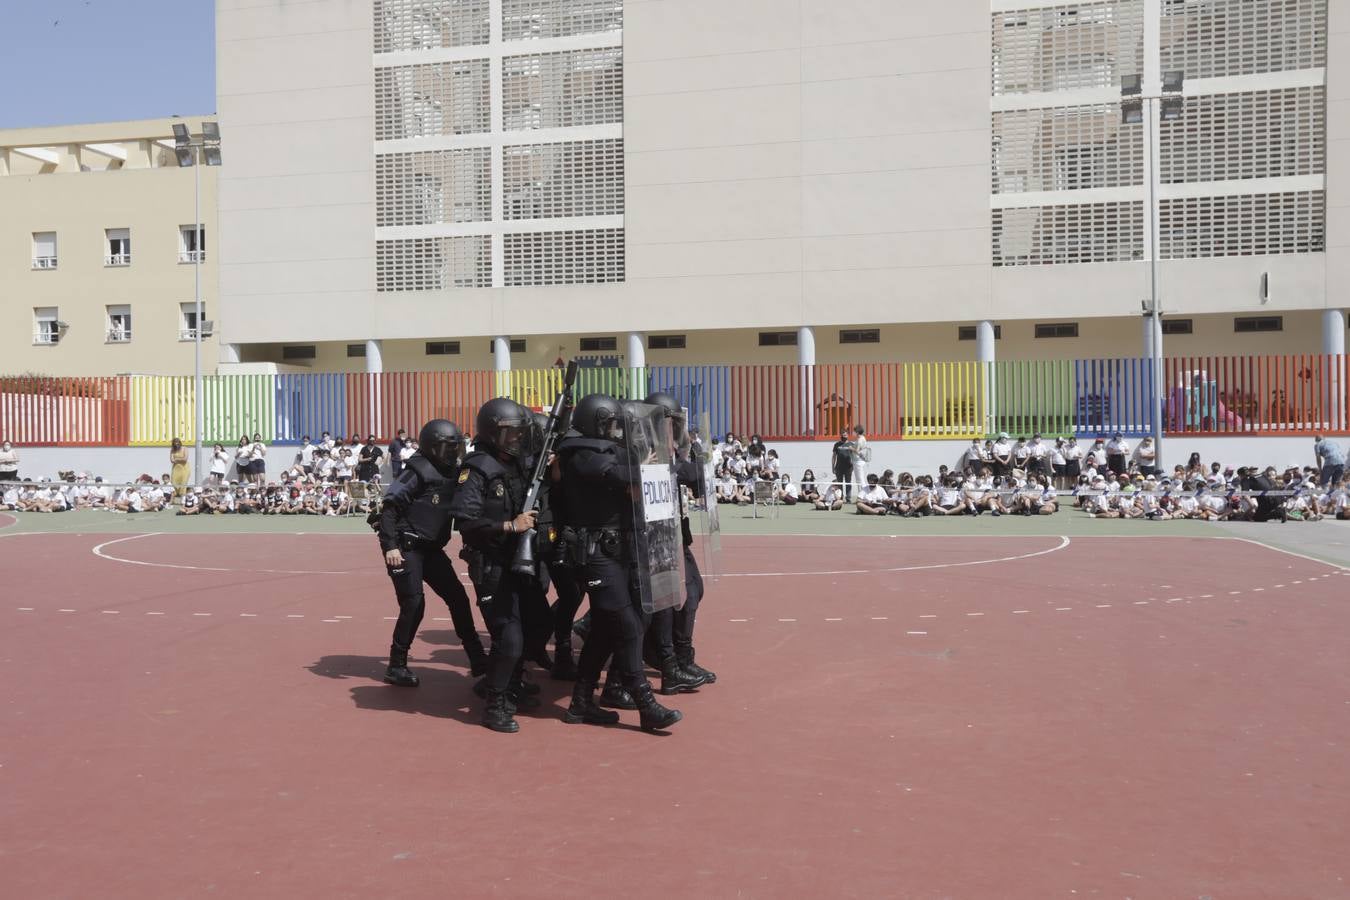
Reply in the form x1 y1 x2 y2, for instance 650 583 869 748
222 1 1344 372
0 118 220 376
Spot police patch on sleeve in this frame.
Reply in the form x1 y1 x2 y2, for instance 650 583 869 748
458 470 470 484
493 483 505 496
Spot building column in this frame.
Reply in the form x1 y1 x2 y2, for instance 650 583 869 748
976 321 996 435
798 326 816 435
1324 309 1347 429
365 339 384 374
627 332 645 399
494 336 512 397
218 343 240 365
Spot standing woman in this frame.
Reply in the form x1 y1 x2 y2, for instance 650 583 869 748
209 443 229 486
0 439 19 483
169 438 190 496
249 432 268 484
234 436 252 482
358 433 383 483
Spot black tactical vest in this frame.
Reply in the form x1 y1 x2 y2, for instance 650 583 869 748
398 455 455 546
459 450 528 554
557 437 629 530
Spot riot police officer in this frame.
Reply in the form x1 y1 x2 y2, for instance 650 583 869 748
449 398 545 733
377 419 485 687
645 391 717 685
556 393 681 732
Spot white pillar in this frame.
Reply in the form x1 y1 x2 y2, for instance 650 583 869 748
218 343 240 365
365 339 384 374
494 336 511 397
627 332 645 399
1324 309 1346 430
976 320 995 436
1323 309 1346 356
798 326 816 435
1142 314 1162 360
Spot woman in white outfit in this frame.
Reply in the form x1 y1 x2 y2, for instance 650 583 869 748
849 426 870 498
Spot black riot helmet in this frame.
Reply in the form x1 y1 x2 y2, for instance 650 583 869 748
531 411 550 449
475 397 532 459
418 419 464 472
644 391 687 447
572 393 624 442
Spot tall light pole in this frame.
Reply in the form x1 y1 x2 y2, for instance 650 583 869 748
1122 72 1183 468
173 122 221 483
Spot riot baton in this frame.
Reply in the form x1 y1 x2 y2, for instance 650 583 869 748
511 359 580 576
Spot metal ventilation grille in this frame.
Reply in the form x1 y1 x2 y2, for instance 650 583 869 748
1160 0 1327 79
503 228 624 285
992 202 1143 265
375 61 490 141
1158 87 1325 184
502 0 623 41
992 1 1145 95
992 104 1142 193
376 149 492 226
1159 191 1325 258
377 237 493 291
502 139 624 220
502 48 623 131
373 0 490 53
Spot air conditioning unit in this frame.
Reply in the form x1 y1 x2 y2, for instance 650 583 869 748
200 320 215 337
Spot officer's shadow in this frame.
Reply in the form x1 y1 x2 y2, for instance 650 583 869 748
307 652 480 724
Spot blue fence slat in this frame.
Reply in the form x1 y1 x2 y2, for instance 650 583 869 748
274 374 348 445
646 365 732 439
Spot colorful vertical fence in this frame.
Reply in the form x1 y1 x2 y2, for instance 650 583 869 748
2 358 1347 447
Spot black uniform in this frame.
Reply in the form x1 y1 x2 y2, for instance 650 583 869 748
448 450 548 696
649 458 708 665
378 456 484 677
556 436 653 693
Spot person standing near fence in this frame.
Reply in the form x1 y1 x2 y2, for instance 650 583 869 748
0 440 18 483
849 425 870 498
1314 434 1346 487
389 428 409 479
831 432 853 501
169 438 190 495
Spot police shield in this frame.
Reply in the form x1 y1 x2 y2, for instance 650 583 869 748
624 401 685 614
694 410 721 577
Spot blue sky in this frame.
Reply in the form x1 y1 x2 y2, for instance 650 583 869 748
0 0 214 129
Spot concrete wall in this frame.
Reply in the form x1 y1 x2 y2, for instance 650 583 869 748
9 434 1333 488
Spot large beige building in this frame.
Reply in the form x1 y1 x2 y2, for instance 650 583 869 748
0 118 220 376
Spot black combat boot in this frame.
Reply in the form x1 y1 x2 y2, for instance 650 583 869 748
384 644 419 687
550 640 578 681
482 691 520 733
632 683 682 733
677 648 717 684
598 674 637 710
563 680 620 725
474 675 540 709
659 657 707 695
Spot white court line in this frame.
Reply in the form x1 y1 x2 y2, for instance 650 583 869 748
239 613 257 617
287 614 304 618
90 532 364 576
17 607 33 611
919 614 937 618
101 610 119 615
871 616 888 621
1134 601 1149 605
907 631 927 635
729 618 748 622
966 612 984 617
825 617 843 622
193 612 212 616
146 611 164 615
719 536 1071 577
1096 604 1112 608
1055 607 1072 611
778 618 796 622
1013 610 1029 614
58 608 75 613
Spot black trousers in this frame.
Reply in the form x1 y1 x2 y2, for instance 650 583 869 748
648 547 705 661
386 546 483 663
550 562 586 647
575 554 647 691
473 564 550 693
833 467 853 501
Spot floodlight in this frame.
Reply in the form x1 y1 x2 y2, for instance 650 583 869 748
202 121 220 142
1162 70 1185 93
203 146 222 166
175 146 194 167
1120 74 1141 96
1121 100 1143 125
172 123 190 147
1160 97 1184 121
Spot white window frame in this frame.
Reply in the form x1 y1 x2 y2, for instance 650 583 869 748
179 302 206 341
179 225 207 263
32 231 58 270
106 304 132 343
33 307 60 345
105 228 131 266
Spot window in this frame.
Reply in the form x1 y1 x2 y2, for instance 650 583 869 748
32 232 57 269
958 325 1003 340
33 307 60 345
501 48 623 131
347 343 367 358
106 304 132 343
426 341 462 355
179 225 206 263
839 329 880 344
502 0 624 41
1234 316 1283 333
1035 322 1079 339
375 61 491 141
105 228 131 266
758 331 798 347
282 345 317 360
502 139 624 220
502 228 624 286
179 302 207 340
488 338 527 353
648 334 686 350
579 336 617 352
1161 318 1193 335
378 236 492 290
